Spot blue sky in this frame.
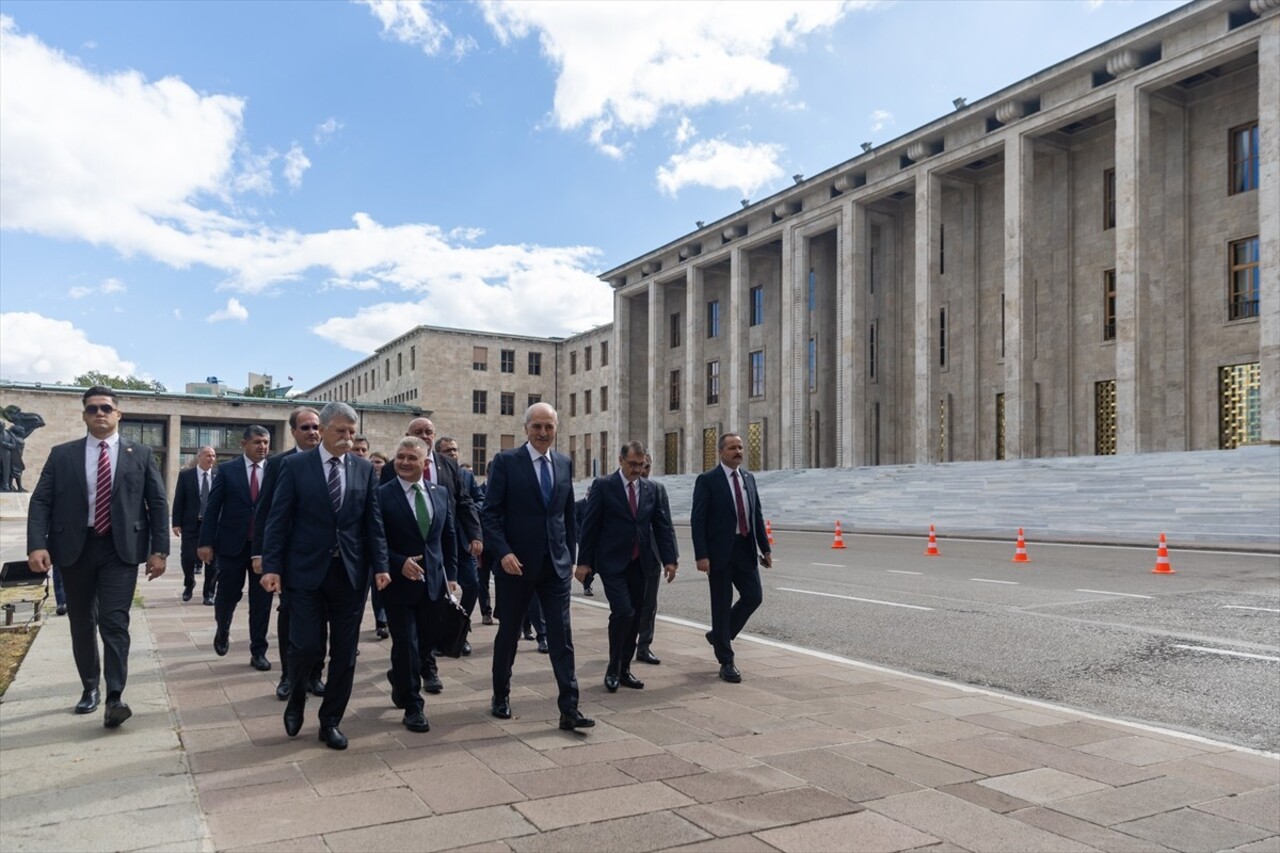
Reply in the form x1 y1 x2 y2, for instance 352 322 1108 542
0 0 1185 393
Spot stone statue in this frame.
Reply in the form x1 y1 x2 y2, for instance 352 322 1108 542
1 406 46 492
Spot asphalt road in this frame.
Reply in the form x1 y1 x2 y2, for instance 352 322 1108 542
636 527 1280 752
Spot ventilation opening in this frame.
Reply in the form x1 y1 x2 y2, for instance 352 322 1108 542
1228 7 1260 30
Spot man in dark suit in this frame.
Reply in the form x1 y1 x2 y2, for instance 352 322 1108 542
198 426 273 671
434 436 481 649
378 437 457 733
261 402 390 750
482 402 592 732
691 432 772 683
576 441 678 692
26 385 169 728
172 446 216 603
251 406 325 700
635 453 675 665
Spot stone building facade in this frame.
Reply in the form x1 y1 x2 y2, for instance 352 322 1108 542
604 0 1278 475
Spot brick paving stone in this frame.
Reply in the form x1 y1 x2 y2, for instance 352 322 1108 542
207 787 432 850
660 705 757 738
718 724 868 757
916 697 1021 717
507 810 712 852
1049 776 1234 826
663 764 805 803
401 758 525 813
506 762 636 799
1 772 203 831
198 770 318 813
1075 736 1209 766
937 781 1035 814
1009 806 1177 852
5 802 209 853
755 809 941 853
224 836 330 852
974 735 1162 786
867 789 1096 852
1147 758 1276 796
467 738 560 774
1226 838 1280 853
1019 722 1132 747
977 768 1110 804
543 736 665 767
834 741 983 787
380 741 477 772
194 762 301 794
323 804 539 852
811 708 915 732
512 780 696 831
861 718 996 747
666 834 781 852
676 786 862 837
764 750 921 802
982 708 1079 727
912 739 1040 776
1193 787 1280 833
298 751 403 796
606 710 721 745
1187 752 1280 784
611 753 706 782
667 741 764 771
1115 808 1272 853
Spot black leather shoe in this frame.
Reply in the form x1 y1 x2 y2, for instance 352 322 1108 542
193 565 202 575
583 586 594 597
619 671 645 690
491 696 512 719
636 648 661 665
213 628 229 657
375 623 389 640
250 654 271 671
283 702 304 737
522 631 535 641
275 678 291 701
558 708 595 731
481 613 494 625
56 605 68 616
103 699 132 729
74 688 100 714
422 675 443 694
537 638 549 654
461 641 472 656
202 595 215 606
182 588 193 602
604 672 619 693
307 677 326 697
318 725 348 750
719 664 742 683
402 711 430 733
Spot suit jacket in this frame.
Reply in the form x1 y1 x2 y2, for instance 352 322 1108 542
198 457 261 556
647 478 674 567
378 478 457 605
173 465 216 535
481 444 576 579
251 447 298 558
380 451 481 545
27 436 169 566
577 471 677 576
690 466 770 570
261 448 388 592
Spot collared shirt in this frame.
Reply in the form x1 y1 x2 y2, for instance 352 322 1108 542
423 451 436 482
525 443 553 489
85 431 120 526
719 462 749 533
241 455 264 485
197 464 215 516
398 476 428 514
319 445 346 499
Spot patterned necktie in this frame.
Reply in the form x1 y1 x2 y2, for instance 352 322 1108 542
412 483 431 538
731 470 749 537
199 470 210 517
247 464 260 539
93 441 112 535
327 457 342 513
628 480 639 560
538 455 553 506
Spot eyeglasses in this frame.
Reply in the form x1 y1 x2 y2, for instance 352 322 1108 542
297 424 321 432
83 405 116 415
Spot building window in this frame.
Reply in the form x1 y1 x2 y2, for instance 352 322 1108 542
397 352 403 376
528 352 542 375
471 434 487 473
808 268 816 311
599 431 608 466
1095 380 1117 456
808 337 817 391
749 350 764 398
1229 237 1260 320
527 393 541 408
500 392 515 416
1103 168 1116 230
939 308 947 367
706 360 720 405
1230 122 1259 195
670 312 682 347
749 286 764 326
1000 296 1006 359
869 322 877 380
1220 362 1261 449
584 389 592 414
600 340 609 366
707 301 720 338
600 386 608 411
500 349 515 373
473 346 488 371
472 390 487 414
669 370 681 411
1103 269 1117 340
570 393 577 416
569 436 576 476
583 432 592 478
570 351 577 374
584 346 592 371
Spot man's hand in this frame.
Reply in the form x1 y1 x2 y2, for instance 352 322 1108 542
696 558 710 574
760 553 773 568
145 553 167 581
402 558 423 581
171 525 182 537
198 546 214 565
260 573 281 593
500 553 523 576
447 580 461 598
374 572 392 591
664 563 678 583
27 550 51 574
469 539 484 558
251 556 262 574
573 564 590 583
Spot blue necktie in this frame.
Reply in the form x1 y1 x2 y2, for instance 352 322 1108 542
538 455 553 506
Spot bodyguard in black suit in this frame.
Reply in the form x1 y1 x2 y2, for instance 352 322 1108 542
635 453 674 665
26 386 169 728
261 402 390 750
198 426 273 671
171 446 216 603
576 441 678 692
378 437 457 733
691 432 772 683
481 403 593 732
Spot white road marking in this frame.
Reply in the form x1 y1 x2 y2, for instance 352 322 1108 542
1076 589 1154 599
777 587 934 611
1172 644 1280 663
887 570 923 575
971 578 1019 585
812 562 846 568
1221 605 1280 613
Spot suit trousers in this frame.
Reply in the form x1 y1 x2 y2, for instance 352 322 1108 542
475 552 493 618
178 530 199 593
600 559 647 676
636 564 661 650
491 557 579 713
707 536 763 666
276 590 324 682
60 533 139 695
386 592 448 715
457 549 479 617
523 594 546 640
286 556 367 726
213 542 273 658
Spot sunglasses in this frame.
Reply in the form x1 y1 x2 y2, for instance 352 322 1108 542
297 424 321 432
84 404 116 415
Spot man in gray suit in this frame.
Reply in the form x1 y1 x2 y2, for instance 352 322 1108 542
26 386 169 728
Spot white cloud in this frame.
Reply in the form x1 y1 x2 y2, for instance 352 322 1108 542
656 139 784 197
206 297 249 323
283 143 310 189
0 312 136 381
870 108 893 133
233 146 277 195
173 308 183 320
360 0 472 57
68 277 126 298
314 117 342 145
100 276 126 295
481 0 862 153
674 116 697 146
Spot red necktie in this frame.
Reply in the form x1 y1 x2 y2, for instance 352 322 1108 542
731 471 748 537
628 480 639 560
93 441 112 535
247 463 259 540
424 457 432 483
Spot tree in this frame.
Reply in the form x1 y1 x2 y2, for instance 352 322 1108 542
242 383 270 398
73 371 167 393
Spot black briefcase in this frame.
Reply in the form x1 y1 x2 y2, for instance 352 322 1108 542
0 560 46 588
435 593 471 658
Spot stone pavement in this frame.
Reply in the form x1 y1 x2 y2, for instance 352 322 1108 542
2 567 1278 853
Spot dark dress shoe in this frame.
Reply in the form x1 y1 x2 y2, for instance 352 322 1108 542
636 648 661 665
250 654 272 671
422 675 443 694
491 696 512 719
522 631 535 641
213 628 229 657
558 708 595 731
537 638 549 654
74 688 100 714
583 587 594 597
604 672 619 693
103 700 132 729
481 614 494 625
275 678 291 701
461 640 472 656
56 605 68 616
619 671 645 690
307 677 326 697
375 623 389 640
719 664 742 683
283 703 304 737
193 565 202 575
318 725 348 750
202 595 215 606
402 711 430 733
182 588 193 602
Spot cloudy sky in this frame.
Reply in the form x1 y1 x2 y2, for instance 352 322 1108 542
0 0 1183 392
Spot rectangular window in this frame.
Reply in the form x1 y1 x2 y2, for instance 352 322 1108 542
528 352 542 375
472 390 487 414
749 350 765 397
707 300 720 338
1000 296 1006 359
599 431 608 465
706 360 720 405
670 312 682 348
500 392 515 416
600 340 609 366
500 349 515 373
410 345 416 371
397 352 403 376
570 393 577 416
1103 269 1117 340
869 322 877 380
471 434 487 474
527 393 541 408
570 350 577 375
600 386 608 411
584 346 592 371
749 286 764 326
1230 122 1259 195
473 346 488 371
584 389 592 414
1229 236 1260 320
583 433 592 478
1103 168 1116 230
669 369 681 411
939 308 947 367
808 337 817 391
808 268 816 311
569 436 576 476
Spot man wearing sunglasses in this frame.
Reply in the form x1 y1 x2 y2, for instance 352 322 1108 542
26 385 169 729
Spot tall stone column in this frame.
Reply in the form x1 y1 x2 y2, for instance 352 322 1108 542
1114 84 1149 455
166 414 183 489
727 246 749 435
842 200 867 467
779 225 797 468
1259 18 1280 443
685 265 703 472
647 279 664 456
915 172 940 464
1003 131 1035 459
614 290 632 454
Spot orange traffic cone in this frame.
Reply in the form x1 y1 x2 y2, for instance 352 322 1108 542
1012 528 1031 563
831 521 847 550
924 524 940 557
1152 533 1175 574
765 520 775 546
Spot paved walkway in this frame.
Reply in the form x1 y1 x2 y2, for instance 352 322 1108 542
2 567 1278 853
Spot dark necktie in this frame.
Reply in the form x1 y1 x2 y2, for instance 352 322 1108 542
538 456 553 506
327 457 342 512
199 470 210 517
413 483 431 538
628 480 639 560
731 470 749 537
247 463 259 540
93 441 112 535
424 457 432 483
